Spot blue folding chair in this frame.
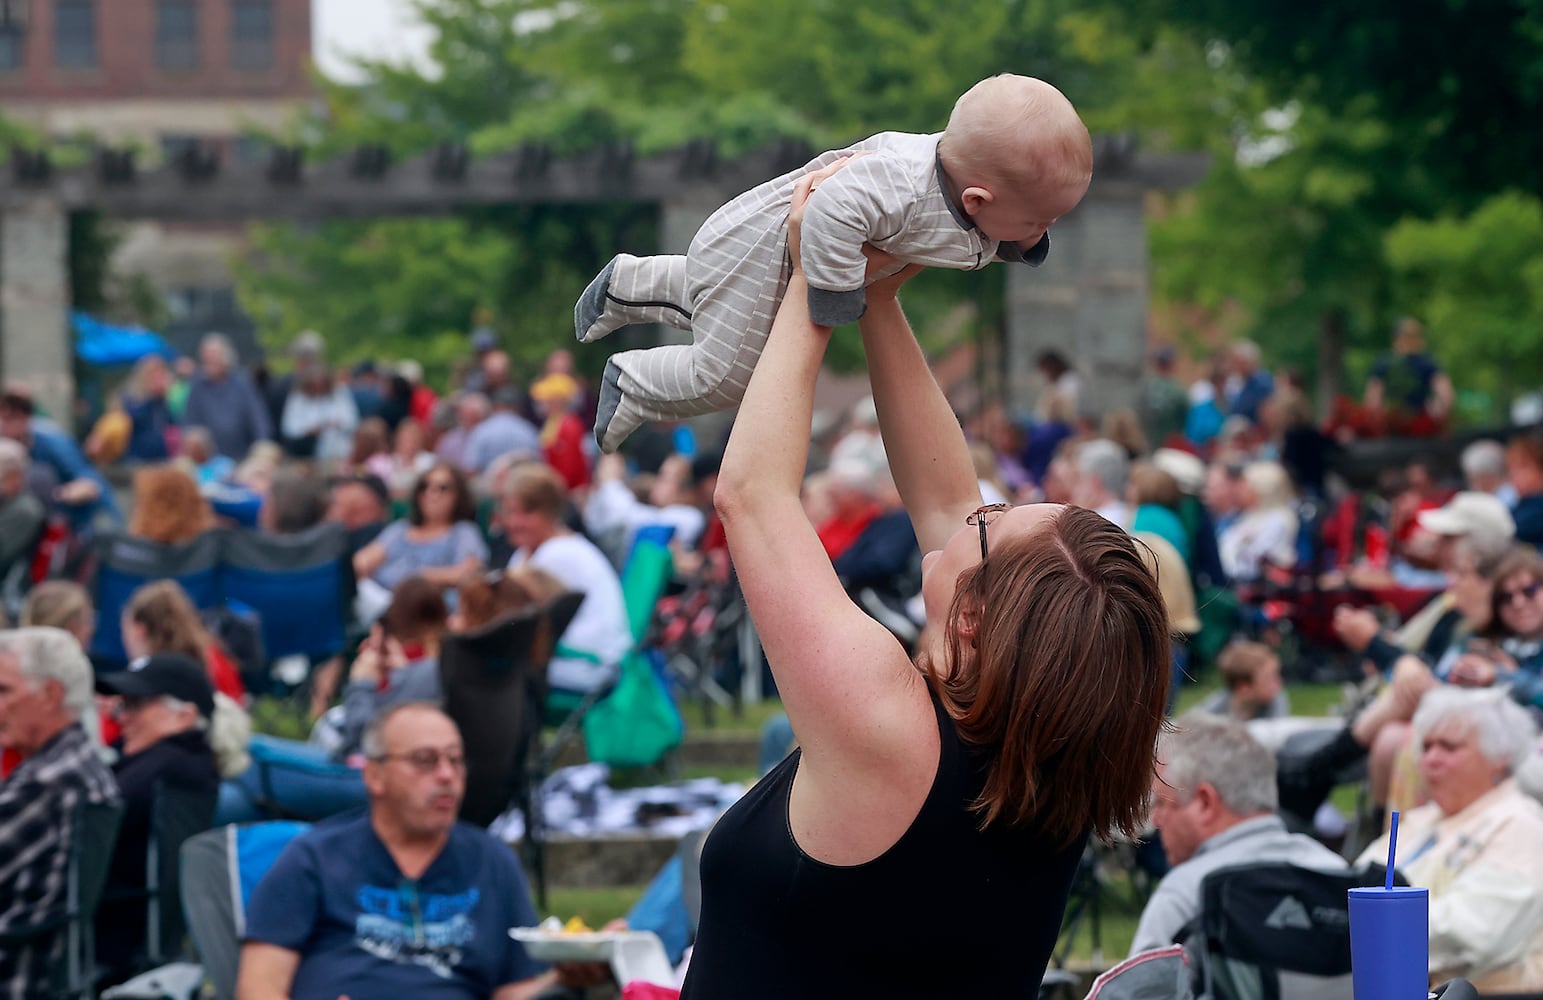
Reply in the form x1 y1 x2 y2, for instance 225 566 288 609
219 524 351 663
90 531 223 667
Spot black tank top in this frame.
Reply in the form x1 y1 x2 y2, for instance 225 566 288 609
679 689 1087 999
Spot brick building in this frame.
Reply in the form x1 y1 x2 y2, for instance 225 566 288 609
0 0 315 356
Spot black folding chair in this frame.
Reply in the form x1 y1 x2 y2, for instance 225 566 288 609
1179 861 1397 1000
0 798 124 999
439 592 583 907
144 783 219 966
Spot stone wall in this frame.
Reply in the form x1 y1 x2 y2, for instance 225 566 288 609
0 199 72 431
1005 185 1151 421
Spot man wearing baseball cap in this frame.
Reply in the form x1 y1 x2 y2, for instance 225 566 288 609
1417 491 1517 564
1335 491 1517 678
94 653 220 986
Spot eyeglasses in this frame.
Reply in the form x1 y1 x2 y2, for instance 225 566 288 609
371 747 467 774
965 503 1014 560
113 696 156 717
421 480 455 494
1500 581 1543 607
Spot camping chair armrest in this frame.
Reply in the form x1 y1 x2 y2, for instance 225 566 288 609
0 914 70 949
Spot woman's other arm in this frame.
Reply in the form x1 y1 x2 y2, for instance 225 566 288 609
856 262 981 554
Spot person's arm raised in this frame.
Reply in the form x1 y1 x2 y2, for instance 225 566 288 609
714 166 923 769
857 258 981 554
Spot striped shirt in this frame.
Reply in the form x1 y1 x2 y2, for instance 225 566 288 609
0 723 119 1000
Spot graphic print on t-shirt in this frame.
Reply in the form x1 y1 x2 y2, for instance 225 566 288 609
354 883 480 979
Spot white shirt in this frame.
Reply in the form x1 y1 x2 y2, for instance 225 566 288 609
583 479 705 558
512 533 631 694
281 386 359 463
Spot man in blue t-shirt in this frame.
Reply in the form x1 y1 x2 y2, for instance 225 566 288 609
237 702 602 999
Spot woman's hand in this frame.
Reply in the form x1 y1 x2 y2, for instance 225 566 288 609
349 626 387 684
1450 652 1500 688
861 245 923 303
787 156 859 277
595 452 626 485
1333 606 1382 653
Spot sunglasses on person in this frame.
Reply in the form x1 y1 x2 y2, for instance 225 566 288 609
371 747 467 774
1500 581 1543 607
965 503 1014 560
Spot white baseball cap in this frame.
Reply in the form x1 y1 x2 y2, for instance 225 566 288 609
1417 491 1516 561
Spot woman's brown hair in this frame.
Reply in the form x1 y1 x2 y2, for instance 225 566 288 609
503 462 567 521
22 580 92 633
380 576 450 647
1490 546 1543 632
409 463 477 527
457 565 565 633
927 506 1171 847
350 417 390 467
129 465 215 544
1128 462 1181 509
126 579 212 665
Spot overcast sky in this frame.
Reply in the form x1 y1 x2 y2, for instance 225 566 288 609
312 0 435 82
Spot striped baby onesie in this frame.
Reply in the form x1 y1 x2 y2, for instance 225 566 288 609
576 130 1050 452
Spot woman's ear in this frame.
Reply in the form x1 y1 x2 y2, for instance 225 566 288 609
957 597 984 648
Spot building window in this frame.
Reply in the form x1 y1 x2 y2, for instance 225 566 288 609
0 25 21 71
230 0 272 71
52 0 94 69
156 0 198 71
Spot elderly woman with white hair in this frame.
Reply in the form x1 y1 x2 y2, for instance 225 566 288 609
1358 686 1543 993
1217 460 1298 582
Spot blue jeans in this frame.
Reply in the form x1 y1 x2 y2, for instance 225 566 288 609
214 734 369 825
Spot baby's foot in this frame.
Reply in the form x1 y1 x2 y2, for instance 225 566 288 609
575 255 623 343
594 360 645 453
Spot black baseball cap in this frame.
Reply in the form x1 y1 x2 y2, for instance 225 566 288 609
97 653 215 718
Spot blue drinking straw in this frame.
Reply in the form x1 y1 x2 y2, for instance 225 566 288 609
1385 810 1400 890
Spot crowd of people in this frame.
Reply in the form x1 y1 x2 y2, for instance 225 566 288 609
0 212 1538 997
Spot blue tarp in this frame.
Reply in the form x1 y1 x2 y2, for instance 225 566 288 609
72 311 173 367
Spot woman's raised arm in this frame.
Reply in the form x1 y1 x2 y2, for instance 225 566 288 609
857 262 981 555
713 167 927 771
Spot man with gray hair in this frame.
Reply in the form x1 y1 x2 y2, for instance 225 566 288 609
0 438 44 578
1130 716 1346 955
182 332 273 459
0 627 119 999
237 702 603 998
1074 438 1131 527
1461 439 1519 508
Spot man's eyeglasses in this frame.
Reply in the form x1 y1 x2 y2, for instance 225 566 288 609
1500 581 1543 607
372 748 467 774
113 696 158 718
965 503 1014 560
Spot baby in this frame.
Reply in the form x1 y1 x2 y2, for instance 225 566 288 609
575 73 1094 452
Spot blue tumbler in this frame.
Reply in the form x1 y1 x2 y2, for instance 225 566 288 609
1348 886 1429 1000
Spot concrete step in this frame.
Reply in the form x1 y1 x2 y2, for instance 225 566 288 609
547 730 762 771
530 832 684 889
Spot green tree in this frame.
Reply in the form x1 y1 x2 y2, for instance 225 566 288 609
1385 192 1543 415
1130 0 1543 204
237 0 1224 382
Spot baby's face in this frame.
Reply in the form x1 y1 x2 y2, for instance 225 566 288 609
971 178 1088 245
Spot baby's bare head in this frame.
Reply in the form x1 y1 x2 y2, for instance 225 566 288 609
941 74 1092 193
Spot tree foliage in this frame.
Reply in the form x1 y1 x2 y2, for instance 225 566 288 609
234 0 1543 408
1386 192 1543 409
236 0 1215 378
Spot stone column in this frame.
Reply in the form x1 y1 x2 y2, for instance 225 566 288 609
0 198 73 432
1004 185 1149 421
